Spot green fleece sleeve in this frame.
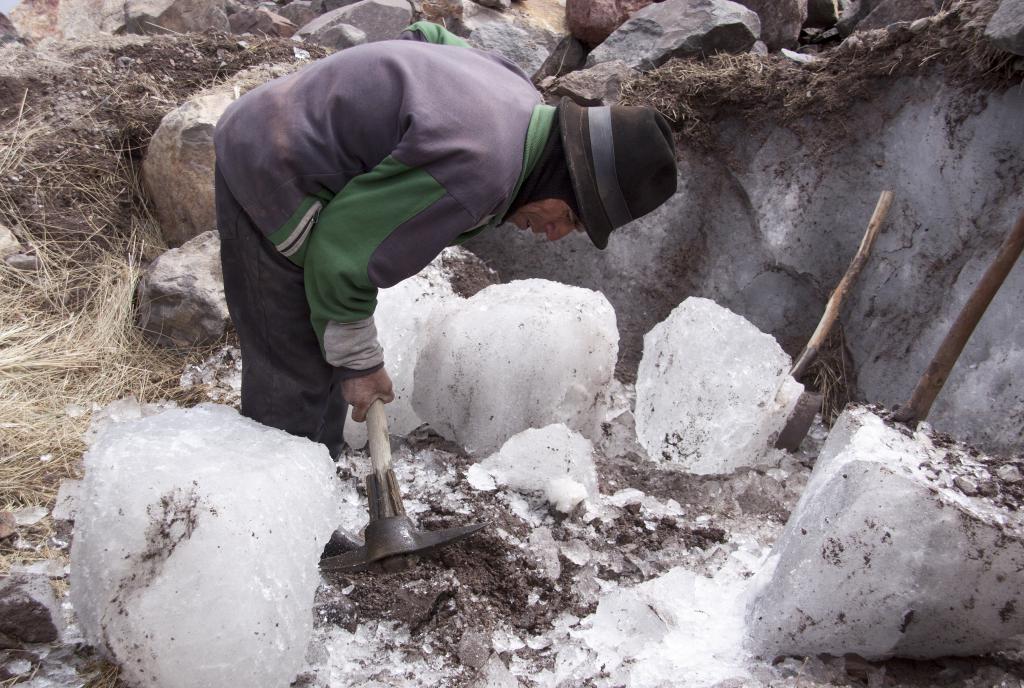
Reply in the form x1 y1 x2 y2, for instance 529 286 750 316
400 21 471 48
303 156 446 364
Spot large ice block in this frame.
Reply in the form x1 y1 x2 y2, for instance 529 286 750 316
635 297 803 474
71 404 343 688
746 406 1024 659
412 279 618 454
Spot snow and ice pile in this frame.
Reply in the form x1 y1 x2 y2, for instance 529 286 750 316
413 279 618 454
635 298 803 474
467 424 598 513
71 404 344 688
746 406 1024 660
553 537 771 688
345 250 462 447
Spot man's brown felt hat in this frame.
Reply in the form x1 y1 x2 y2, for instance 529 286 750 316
558 97 678 249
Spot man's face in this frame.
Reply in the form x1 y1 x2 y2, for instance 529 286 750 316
507 199 584 242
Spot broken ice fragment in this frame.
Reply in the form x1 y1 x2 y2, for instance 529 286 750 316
746 406 1024 660
635 297 803 474
472 424 598 513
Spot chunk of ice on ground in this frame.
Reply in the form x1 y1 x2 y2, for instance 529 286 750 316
413 279 618 454
746 406 1024 660
635 298 803 474
71 404 343 688
345 251 461 447
470 424 598 513
554 537 770 687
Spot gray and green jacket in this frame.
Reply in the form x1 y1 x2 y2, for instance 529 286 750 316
214 22 554 374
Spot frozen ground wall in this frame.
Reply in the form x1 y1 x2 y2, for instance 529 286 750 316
467 78 1024 453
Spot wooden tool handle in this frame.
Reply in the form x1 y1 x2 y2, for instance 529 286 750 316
366 399 392 481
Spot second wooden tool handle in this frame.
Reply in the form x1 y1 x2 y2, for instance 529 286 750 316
366 399 393 479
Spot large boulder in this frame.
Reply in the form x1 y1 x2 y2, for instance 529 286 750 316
566 0 655 47
747 406 1024 659
986 0 1024 56
229 7 297 36
857 0 939 32
136 231 230 348
466 78 1024 454
586 0 761 70
468 21 557 76
277 0 318 26
119 0 231 34
296 0 411 42
734 0 807 50
143 91 232 248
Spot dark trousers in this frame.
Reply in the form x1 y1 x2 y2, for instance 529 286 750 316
215 165 347 458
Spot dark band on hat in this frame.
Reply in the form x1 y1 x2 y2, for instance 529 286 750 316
587 107 633 230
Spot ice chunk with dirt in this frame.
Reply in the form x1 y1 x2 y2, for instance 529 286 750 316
467 424 598 513
746 405 1024 660
71 404 343 688
413 279 618 454
635 297 803 474
345 250 461 447
554 537 770 687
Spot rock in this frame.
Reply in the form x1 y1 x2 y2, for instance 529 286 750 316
474 0 511 11
0 224 20 258
566 0 654 47
469 655 523 688
469 20 556 76
319 22 372 48
835 0 880 35
954 475 979 496
12 506 47 527
0 12 19 43
228 7 297 36
136 231 230 348
459 0 505 32
534 34 588 81
857 0 937 32
986 0 1024 56
586 0 761 70
143 91 233 248
551 59 632 105
119 0 231 34
0 575 64 644
323 0 360 10
805 0 839 28
746 406 1024 659
4 253 39 272
997 465 1022 483
278 0 317 26
734 0 806 49
297 0 411 42
0 512 14 541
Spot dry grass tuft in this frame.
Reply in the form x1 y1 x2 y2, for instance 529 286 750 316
621 0 1020 147
806 328 857 425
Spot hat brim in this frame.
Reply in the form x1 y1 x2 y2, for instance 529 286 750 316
558 98 613 250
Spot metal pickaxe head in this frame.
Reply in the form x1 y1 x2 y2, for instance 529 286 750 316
320 400 486 574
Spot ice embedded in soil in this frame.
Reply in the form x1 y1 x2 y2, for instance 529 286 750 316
412 279 618 455
635 297 804 474
71 404 343 688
